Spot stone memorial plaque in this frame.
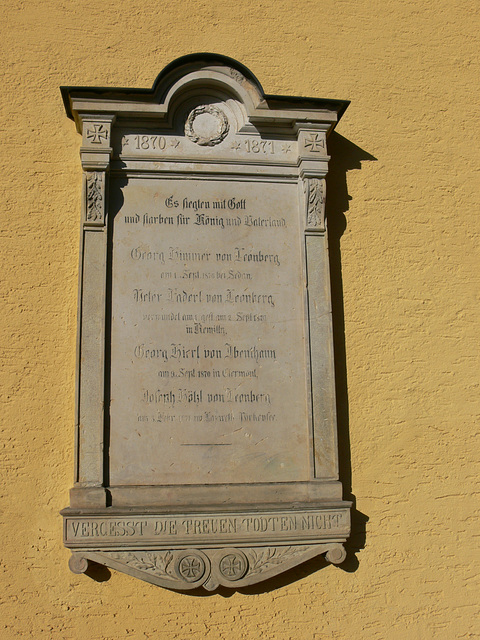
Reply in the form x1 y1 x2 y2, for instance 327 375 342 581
109 178 308 486
61 54 351 590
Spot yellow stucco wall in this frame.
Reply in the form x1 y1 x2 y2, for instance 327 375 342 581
1 1 479 638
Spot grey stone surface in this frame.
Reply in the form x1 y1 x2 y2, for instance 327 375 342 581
61 54 351 590
109 178 309 486
64 508 350 547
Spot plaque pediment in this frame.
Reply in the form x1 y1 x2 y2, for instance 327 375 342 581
61 54 351 590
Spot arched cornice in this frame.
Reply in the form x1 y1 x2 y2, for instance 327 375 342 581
61 53 349 134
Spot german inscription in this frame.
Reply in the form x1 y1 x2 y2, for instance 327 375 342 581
61 55 351 590
65 509 349 546
110 179 309 485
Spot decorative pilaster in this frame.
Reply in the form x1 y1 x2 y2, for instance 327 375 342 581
304 177 326 232
298 126 329 233
80 115 115 227
85 171 105 224
71 114 115 507
297 126 338 480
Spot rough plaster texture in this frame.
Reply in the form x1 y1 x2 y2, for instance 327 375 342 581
0 0 478 638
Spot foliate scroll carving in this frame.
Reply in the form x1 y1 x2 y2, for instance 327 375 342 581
304 177 326 231
75 543 345 590
185 105 229 146
100 549 211 589
246 545 315 576
68 554 89 574
104 550 210 586
108 551 176 580
85 171 105 224
229 68 245 84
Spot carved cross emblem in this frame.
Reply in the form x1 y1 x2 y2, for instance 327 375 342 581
219 552 247 580
86 124 108 144
304 133 325 152
221 556 241 576
178 555 204 581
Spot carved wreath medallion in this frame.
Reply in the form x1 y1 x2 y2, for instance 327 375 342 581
185 105 229 146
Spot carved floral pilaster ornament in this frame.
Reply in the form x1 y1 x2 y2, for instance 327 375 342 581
61 54 351 591
85 171 105 223
78 116 115 227
305 177 326 231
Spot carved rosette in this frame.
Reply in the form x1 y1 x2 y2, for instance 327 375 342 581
69 543 346 590
304 177 326 231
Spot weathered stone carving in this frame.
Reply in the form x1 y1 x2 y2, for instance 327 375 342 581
304 132 325 152
68 554 89 575
85 123 109 144
218 550 248 580
325 545 347 565
67 543 346 589
247 545 313 576
176 551 208 582
185 104 229 146
110 551 175 579
229 68 245 84
85 171 104 223
305 177 326 231
61 54 350 591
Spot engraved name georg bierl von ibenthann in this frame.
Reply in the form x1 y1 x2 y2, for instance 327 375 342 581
110 180 305 487
61 54 351 591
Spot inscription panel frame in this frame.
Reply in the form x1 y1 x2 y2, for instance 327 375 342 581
61 54 351 590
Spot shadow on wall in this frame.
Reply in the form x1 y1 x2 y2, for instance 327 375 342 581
326 132 377 577
224 133 377 596
85 132 377 596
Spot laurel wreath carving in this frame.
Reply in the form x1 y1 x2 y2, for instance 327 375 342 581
185 105 229 147
306 177 326 230
86 172 104 222
246 546 315 576
108 551 175 579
